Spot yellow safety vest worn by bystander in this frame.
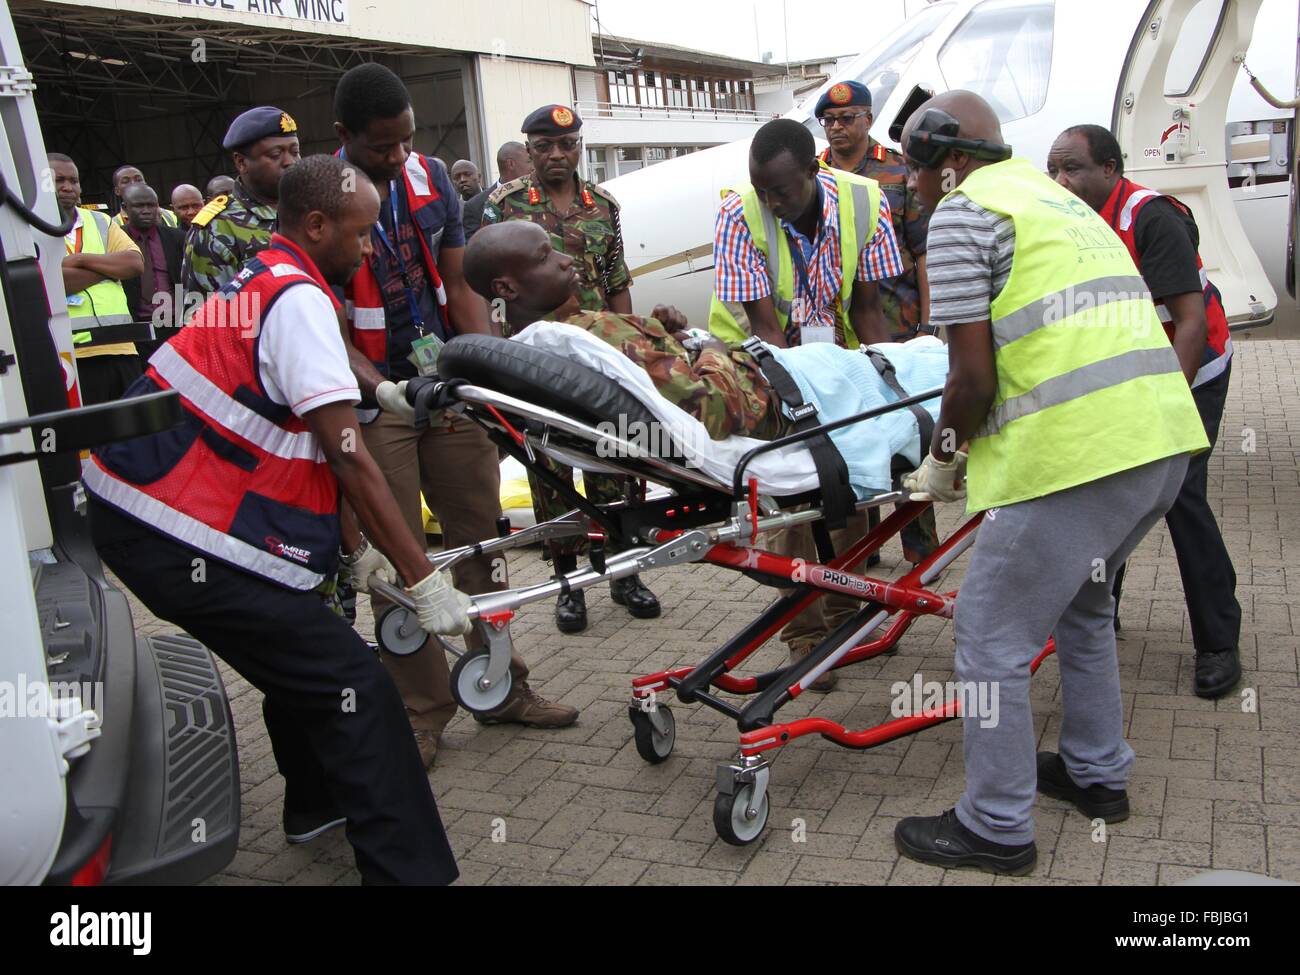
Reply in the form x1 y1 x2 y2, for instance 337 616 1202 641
708 166 880 349
67 207 134 339
953 158 1208 512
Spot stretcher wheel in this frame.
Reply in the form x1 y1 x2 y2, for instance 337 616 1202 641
713 783 769 846
377 605 426 656
628 704 675 764
451 652 512 714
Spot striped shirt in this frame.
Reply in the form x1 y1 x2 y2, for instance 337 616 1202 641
926 192 1016 329
713 169 903 341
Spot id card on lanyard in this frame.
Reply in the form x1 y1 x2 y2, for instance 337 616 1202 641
786 230 833 346
374 186 427 334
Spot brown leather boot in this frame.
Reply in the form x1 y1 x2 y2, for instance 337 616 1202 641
473 681 579 728
788 642 838 692
412 728 439 769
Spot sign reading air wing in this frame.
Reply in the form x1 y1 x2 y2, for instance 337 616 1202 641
175 0 349 27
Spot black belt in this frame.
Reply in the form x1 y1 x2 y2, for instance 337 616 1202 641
742 336 854 530
72 321 184 348
861 347 935 454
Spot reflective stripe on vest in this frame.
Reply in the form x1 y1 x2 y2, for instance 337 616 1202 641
84 237 342 590
82 462 323 589
953 158 1209 512
68 208 133 327
707 167 880 348
1100 177 1232 389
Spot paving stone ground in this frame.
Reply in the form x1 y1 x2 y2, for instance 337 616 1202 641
124 338 1300 886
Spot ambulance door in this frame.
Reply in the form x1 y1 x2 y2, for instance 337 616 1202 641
1113 0 1277 327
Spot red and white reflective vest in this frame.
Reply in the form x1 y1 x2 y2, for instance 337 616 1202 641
83 235 342 590
1099 177 1232 388
339 150 449 417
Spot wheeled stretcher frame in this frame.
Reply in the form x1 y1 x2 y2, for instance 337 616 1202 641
374 359 1056 845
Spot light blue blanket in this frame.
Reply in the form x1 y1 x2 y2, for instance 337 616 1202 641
770 341 949 497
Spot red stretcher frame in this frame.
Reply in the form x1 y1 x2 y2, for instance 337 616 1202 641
629 500 1057 759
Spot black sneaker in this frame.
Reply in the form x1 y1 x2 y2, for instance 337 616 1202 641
1036 751 1129 822
1194 648 1241 700
894 809 1036 875
284 807 346 845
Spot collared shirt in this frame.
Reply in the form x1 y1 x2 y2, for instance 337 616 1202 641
713 168 903 343
123 222 171 319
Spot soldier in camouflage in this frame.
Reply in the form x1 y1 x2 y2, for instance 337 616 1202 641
465 220 789 434
816 80 938 575
816 81 930 342
482 104 659 632
181 106 301 297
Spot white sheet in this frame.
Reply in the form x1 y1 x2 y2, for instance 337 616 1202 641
510 322 946 498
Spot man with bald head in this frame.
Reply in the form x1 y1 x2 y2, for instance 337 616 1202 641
450 159 482 201
463 142 529 239
111 164 178 228
119 183 184 335
170 184 204 229
891 91 1208 874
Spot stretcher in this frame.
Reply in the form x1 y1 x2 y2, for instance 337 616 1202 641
374 333 1057 846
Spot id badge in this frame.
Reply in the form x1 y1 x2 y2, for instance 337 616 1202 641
66 294 85 307
407 334 444 377
800 324 835 345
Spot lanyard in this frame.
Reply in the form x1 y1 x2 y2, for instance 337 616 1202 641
66 224 83 254
783 226 815 330
374 181 427 335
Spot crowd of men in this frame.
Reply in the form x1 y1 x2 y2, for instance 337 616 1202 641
54 63 1242 884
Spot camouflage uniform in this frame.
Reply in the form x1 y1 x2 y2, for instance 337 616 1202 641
181 178 277 296
820 140 938 561
562 310 788 441
820 141 930 341
484 173 636 553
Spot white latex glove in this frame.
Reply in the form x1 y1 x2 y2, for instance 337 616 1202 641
375 379 414 424
407 569 474 636
342 538 397 595
902 450 968 503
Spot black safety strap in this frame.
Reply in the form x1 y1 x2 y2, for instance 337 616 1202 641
742 337 854 530
862 348 935 455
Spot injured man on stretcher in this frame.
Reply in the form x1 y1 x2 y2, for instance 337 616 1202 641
459 221 950 499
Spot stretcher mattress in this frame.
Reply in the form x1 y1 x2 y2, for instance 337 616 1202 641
509 323 948 498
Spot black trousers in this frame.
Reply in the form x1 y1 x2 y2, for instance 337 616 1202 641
90 498 458 885
77 353 143 406
1114 361 1241 652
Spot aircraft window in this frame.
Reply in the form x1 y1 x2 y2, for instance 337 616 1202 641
937 0 1055 124
798 2 954 139
1164 0 1227 97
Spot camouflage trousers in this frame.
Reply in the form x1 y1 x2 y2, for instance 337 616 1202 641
526 455 633 557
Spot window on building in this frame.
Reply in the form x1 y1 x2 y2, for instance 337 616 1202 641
617 146 643 175
667 74 689 108
639 71 662 107
608 69 637 106
937 0 1055 124
587 148 608 183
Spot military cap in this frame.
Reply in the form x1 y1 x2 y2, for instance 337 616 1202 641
814 81 872 117
522 104 582 137
223 106 299 152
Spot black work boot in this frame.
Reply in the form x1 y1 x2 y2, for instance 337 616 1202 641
555 590 587 634
610 575 661 619
1194 648 1241 699
1036 751 1129 822
894 808 1036 875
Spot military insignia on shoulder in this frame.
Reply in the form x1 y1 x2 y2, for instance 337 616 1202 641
527 185 541 205
588 182 619 209
873 144 887 162
488 178 527 205
191 194 229 228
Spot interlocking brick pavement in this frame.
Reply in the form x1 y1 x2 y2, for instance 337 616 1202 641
124 339 1300 885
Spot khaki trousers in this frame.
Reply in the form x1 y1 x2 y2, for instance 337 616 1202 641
772 510 873 651
363 408 528 736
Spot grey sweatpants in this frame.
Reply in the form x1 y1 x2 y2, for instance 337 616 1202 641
954 454 1189 844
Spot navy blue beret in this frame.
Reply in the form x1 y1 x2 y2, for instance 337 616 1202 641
223 106 298 151
814 81 872 117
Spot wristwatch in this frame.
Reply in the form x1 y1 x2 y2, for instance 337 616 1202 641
339 536 369 566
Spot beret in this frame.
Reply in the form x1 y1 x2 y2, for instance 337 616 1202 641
223 106 298 151
814 81 872 117
522 104 582 137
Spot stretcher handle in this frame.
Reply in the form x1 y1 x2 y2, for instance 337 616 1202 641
368 574 482 623
729 385 945 498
